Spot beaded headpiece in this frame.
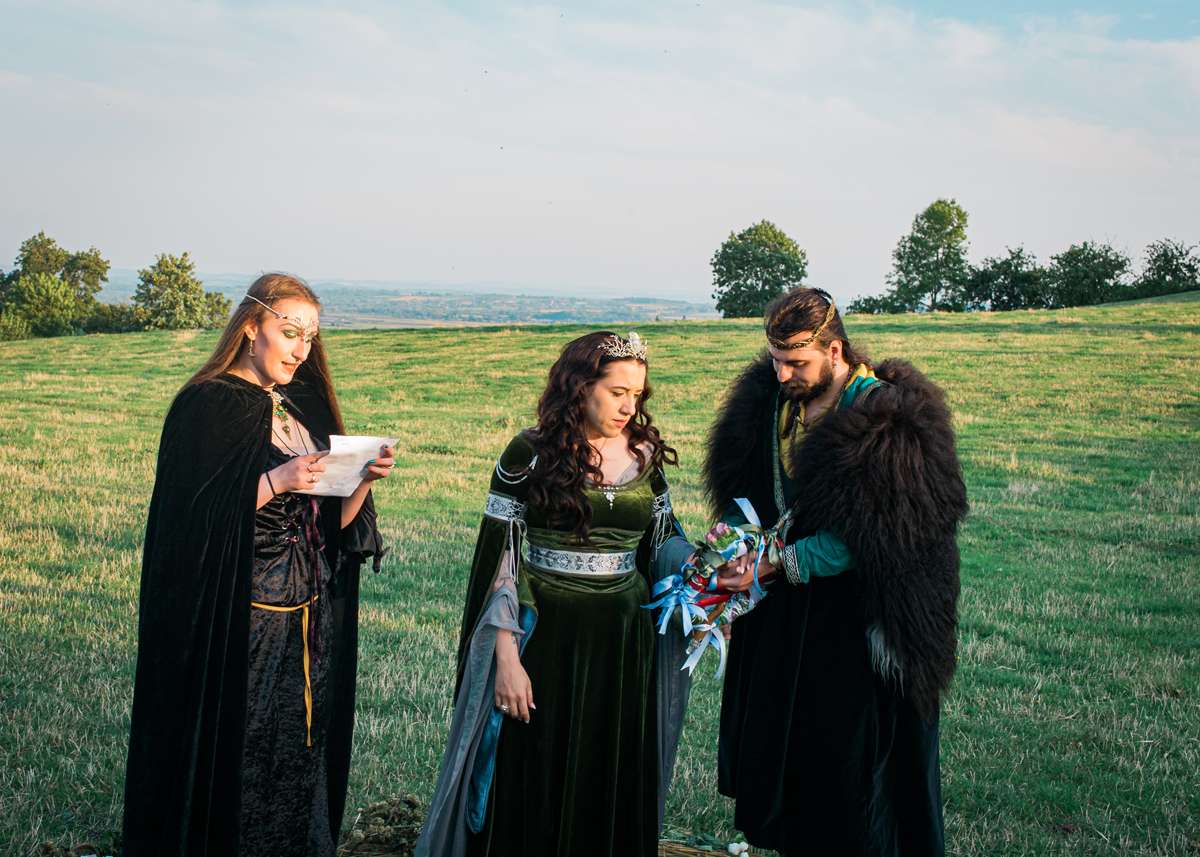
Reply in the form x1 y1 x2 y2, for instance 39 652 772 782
244 293 320 337
597 331 648 361
766 289 837 351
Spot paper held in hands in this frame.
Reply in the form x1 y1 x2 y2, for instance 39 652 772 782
295 434 398 498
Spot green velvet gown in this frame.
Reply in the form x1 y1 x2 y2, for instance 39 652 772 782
459 432 677 857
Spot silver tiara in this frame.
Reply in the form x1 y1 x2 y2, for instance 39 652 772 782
243 293 320 334
597 332 647 361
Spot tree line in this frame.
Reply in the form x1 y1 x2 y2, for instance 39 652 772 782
5 211 1196 341
711 205 1199 317
0 232 230 341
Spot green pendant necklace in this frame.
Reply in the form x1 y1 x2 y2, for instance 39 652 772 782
268 388 292 438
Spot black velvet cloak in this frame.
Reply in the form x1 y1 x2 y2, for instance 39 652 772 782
704 355 968 856
123 367 383 856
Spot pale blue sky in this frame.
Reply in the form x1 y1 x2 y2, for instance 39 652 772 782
2 1 1197 303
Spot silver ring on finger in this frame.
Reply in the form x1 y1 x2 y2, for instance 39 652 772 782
499 704 510 713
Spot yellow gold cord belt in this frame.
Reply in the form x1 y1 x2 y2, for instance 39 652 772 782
250 594 320 747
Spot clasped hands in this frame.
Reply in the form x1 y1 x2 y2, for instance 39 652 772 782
715 550 778 592
711 551 778 641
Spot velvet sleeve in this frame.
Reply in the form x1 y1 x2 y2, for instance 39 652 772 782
639 466 693 585
717 499 852 584
340 491 387 572
638 464 694 831
454 433 536 693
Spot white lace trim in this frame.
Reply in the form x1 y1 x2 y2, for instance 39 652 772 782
484 492 526 522
650 489 675 557
782 543 800 585
526 544 637 576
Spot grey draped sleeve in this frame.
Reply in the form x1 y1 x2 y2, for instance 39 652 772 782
645 472 694 833
416 437 535 857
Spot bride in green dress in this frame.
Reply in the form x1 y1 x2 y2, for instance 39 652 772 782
417 331 695 857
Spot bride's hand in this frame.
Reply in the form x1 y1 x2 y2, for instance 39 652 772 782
717 552 777 591
495 635 535 723
716 552 755 591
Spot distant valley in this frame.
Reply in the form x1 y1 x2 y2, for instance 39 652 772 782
100 271 718 328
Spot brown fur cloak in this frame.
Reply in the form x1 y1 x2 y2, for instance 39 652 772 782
705 354 967 856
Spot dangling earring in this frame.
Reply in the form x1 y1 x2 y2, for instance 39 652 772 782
248 337 256 357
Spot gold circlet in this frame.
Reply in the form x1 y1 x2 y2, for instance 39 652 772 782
769 294 837 351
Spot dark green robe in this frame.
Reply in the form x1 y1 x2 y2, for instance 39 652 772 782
453 432 690 857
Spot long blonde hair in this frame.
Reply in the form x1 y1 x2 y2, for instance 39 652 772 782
183 272 345 432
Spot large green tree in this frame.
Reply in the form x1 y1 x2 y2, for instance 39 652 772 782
62 246 111 306
885 198 970 312
845 292 904 315
14 232 70 279
1133 238 1199 299
8 232 111 316
133 252 231 329
711 220 808 318
1044 241 1131 308
963 246 1047 311
9 272 78 337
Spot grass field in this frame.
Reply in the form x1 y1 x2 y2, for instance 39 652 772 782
1 297 1198 856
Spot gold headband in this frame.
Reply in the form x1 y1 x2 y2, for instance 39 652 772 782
767 292 837 351
597 332 647 361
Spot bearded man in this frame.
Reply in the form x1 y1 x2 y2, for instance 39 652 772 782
706 287 968 856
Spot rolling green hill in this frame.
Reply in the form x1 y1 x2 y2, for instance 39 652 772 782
1 296 1197 855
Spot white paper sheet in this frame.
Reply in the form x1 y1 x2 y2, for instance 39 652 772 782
294 434 397 498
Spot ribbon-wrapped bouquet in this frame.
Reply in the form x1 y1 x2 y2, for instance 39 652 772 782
646 498 790 676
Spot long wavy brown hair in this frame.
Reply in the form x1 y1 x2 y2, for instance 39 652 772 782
182 272 345 432
527 331 678 539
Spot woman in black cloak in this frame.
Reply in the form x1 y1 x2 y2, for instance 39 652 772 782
416 332 695 857
122 273 389 856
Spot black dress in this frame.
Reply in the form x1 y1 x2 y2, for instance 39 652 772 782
239 444 336 856
123 371 384 857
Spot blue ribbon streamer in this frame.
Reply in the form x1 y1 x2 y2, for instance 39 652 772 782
644 497 780 676
681 625 728 678
645 574 708 635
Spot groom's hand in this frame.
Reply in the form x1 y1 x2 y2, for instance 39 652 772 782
717 552 777 592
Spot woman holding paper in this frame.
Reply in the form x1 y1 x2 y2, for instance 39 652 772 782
123 273 389 857
417 331 695 857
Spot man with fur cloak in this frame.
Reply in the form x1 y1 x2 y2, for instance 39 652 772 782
706 287 967 856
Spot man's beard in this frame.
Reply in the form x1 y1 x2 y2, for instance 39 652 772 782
781 356 834 404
